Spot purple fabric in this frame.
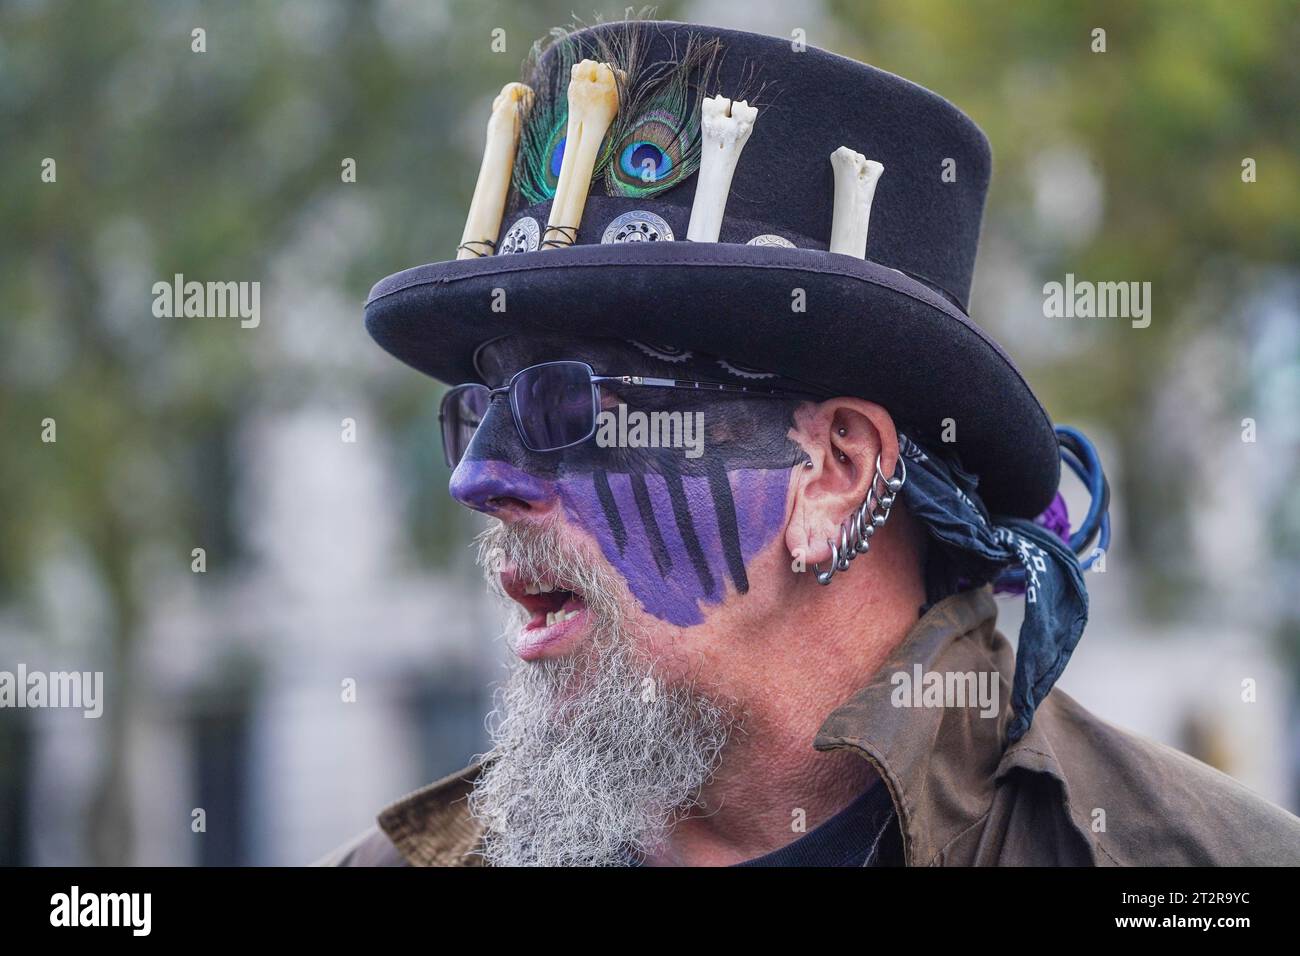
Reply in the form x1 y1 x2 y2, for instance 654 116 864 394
992 492 1071 596
1034 492 1071 544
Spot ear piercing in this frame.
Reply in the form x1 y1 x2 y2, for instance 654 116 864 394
812 453 907 586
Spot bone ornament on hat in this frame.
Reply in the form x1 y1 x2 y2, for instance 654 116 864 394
542 59 623 250
685 95 758 243
828 146 885 258
457 82 533 259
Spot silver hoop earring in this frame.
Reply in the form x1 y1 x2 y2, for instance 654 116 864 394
812 454 907 586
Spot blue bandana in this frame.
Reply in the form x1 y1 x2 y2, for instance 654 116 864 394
897 434 1089 742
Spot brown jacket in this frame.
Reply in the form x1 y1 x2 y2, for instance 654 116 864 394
319 587 1300 866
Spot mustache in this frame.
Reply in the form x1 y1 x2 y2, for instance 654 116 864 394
474 519 625 623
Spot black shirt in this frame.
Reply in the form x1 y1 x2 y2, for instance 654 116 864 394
734 782 903 867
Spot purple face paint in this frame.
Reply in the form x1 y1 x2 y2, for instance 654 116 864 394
453 335 809 628
730 469 793 566
451 458 794 626
450 458 557 513
559 468 793 626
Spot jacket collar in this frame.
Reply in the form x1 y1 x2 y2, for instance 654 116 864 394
813 585 1072 866
378 587 1068 866
377 763 485 866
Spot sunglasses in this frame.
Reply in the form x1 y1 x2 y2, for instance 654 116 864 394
439 360 812 468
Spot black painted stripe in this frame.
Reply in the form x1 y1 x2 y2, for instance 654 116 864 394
631 473 673 575
666 472 715 596
707 462 749 594
593 469 626 554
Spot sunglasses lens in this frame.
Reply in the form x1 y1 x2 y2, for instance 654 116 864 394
511 362 597 452
441 384 490 468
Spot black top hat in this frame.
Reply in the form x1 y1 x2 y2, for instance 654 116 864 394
365 19 1059 517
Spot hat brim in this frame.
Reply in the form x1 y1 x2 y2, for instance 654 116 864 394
364 242 1058 518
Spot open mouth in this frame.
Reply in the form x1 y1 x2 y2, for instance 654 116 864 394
500 567 592 660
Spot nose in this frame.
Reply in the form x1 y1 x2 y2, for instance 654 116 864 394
447 392 559 519
450 457 557 519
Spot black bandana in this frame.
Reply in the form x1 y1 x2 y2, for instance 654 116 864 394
899 434 1089 742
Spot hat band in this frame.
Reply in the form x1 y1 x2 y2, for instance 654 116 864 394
495 194 964 310
497 195 827 255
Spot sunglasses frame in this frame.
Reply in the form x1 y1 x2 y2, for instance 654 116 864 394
438 360 816 467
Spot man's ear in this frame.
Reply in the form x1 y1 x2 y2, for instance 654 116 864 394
785 398 901 566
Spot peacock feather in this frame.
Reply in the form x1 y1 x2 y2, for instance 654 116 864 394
511 28 571 205
512 15 655 206
603 34 721 199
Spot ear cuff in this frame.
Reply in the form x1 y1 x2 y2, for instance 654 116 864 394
812 453 907 586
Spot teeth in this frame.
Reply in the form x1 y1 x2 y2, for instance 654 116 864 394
544 609 582 627
538 581 554 593
524 582 540 595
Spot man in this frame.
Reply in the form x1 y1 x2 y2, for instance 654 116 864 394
323 19 1300 866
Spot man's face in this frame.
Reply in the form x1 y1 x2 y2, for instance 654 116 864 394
453 334 809 865
453 334 807 663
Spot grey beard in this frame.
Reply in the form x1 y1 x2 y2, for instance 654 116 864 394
468 521 733 867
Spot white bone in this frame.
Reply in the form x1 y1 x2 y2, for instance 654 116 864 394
686 95 758 243
543 59 621 249
828 147 884 258
458 82 533 259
